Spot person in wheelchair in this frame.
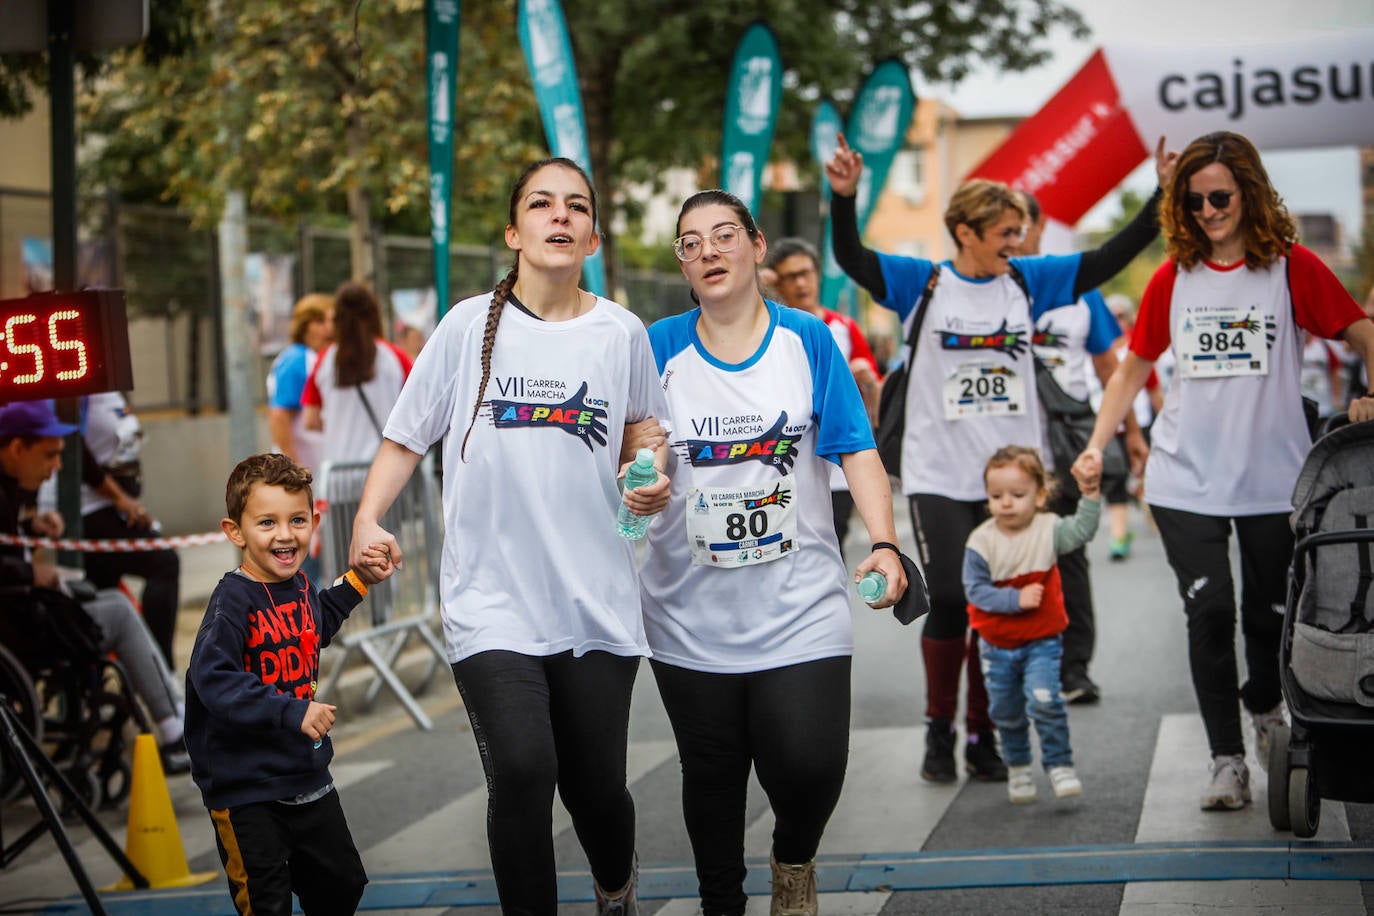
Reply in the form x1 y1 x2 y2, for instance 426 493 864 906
0 400 189 774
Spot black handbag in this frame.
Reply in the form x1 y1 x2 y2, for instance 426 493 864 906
1033 356 1128 493
875 267 940 478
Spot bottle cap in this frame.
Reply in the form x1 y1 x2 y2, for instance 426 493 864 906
857 571 886 603
635 448 655 466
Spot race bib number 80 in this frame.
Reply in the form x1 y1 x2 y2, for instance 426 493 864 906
685 474 799 568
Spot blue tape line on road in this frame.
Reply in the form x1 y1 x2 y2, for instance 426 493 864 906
42 841 1374 913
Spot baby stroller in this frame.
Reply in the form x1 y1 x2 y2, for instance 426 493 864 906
1268 414 1374 837
0 584 147 811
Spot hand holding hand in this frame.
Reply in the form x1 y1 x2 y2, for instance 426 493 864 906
1071 451 1102 498
1019 583 1045 610
824 132 863 198
353 544 395 584
351 520 402 572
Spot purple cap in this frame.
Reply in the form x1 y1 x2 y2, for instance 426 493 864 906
0 401 79 439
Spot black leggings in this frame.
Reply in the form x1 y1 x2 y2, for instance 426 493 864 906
1048 479 1095 674
451 650 638 916
1150 506 1290 757
651 656 851 916
910 494 992 729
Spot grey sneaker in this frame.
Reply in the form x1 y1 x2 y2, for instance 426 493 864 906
593 856 638 915
1007 764 1037 804
1200 754 1251 810
770 852 817 916
1048 765 1083 798
1252 703 1286 770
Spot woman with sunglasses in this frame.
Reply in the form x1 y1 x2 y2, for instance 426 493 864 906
826 133 1177 787
1076 131 1374 812
639 189 906 916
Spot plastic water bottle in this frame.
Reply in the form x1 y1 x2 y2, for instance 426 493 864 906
856 571 887 606
616 449 659 540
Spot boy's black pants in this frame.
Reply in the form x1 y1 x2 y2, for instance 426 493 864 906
210 788 367 916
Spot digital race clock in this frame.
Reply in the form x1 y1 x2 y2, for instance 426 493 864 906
0 290 134 401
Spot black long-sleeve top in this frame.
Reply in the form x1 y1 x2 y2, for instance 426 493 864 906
831 188 1163 303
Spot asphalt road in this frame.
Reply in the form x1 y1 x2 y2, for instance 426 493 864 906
4 501 1373 915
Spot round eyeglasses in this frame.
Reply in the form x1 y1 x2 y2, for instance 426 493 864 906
1185 190 1236 212
673 224 746 262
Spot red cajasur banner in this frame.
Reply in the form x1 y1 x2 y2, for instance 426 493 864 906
967 30 1374 226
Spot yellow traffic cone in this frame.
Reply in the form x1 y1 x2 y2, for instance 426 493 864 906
105 733 217 890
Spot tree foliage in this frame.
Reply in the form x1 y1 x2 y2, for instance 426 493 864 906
12 0 1091 287
1082 189 1167 305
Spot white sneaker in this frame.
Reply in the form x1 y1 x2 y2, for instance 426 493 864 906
1048 765 1082 798
1007 765 1037 804
1252 703 1286 770
1200 754 1251 810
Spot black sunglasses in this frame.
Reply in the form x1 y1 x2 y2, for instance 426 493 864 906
1185 190 1236 212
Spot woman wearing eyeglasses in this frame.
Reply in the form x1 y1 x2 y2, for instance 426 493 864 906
639 189 906 916
1076 131 1374 812
827 133 1178 788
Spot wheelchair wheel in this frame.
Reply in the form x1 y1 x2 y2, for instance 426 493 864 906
0 642 43 801
99 756 133 808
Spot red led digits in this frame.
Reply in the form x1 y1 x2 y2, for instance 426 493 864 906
0 291 132 400
49 309 90 381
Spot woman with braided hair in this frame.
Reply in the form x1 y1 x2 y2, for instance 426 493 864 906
348 158 670 914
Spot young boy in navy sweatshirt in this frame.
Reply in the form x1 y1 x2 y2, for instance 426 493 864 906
185 453 393 916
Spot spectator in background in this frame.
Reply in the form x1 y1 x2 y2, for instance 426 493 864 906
1090 294 1164 561
766 237 882 557
36 392 182 666
303 282 412 465
1018 191 1143 705
268 293 333 473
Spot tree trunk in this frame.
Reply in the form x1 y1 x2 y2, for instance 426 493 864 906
581 53 619 298
345 114 377 287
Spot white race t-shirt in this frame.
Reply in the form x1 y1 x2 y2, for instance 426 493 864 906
303 340 412 465
383 291 668 664
639 302 874 674
1130 246 1365 515
876 254 1081 500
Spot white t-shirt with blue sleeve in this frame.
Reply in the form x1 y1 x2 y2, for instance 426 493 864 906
639 301 873 674
875 253 1083 500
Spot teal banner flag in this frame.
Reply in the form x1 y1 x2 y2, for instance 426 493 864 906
720 22 782 216
820 59 916 311
517 0 605 296
426 0 460 317
808 100 848 311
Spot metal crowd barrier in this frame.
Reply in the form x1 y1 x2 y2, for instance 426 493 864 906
315 457 448 730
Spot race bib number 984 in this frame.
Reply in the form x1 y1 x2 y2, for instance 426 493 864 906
1177 309 1268 379
685 474 799 568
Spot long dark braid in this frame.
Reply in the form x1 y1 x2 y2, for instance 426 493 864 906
458 155 598 462
460 263 517 460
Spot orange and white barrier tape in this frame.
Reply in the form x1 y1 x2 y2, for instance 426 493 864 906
0 532 227 552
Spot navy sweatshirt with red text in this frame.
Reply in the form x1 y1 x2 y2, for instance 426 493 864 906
185 569 363 809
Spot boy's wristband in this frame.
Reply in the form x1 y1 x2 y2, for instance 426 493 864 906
342 568 368 596
871 541 901 556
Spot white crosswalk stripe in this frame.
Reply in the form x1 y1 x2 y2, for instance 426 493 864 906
1120 713 1362 915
